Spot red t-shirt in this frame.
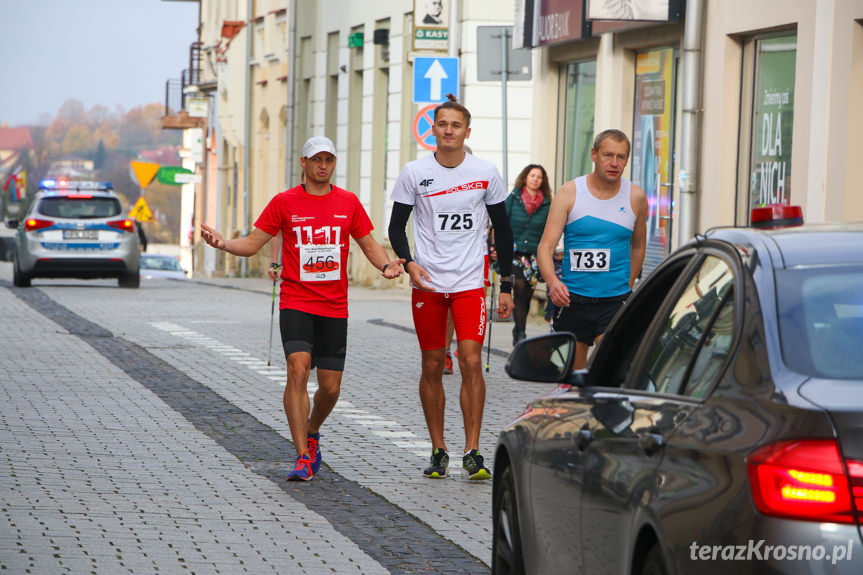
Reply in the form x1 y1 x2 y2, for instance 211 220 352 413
255 185 374 318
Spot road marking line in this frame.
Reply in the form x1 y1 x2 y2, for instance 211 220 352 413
149 323 427 458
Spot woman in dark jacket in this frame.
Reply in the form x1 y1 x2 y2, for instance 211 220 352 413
503 164 551 344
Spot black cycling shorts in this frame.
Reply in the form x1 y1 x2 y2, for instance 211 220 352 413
279 308 347 372
553 292 630 346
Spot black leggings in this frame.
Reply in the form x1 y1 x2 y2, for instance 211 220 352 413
512 275 534 335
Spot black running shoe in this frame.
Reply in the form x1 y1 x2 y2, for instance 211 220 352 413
423 448 449 478
462 449 491 480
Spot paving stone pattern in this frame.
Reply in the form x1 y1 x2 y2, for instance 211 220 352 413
0 275 556 574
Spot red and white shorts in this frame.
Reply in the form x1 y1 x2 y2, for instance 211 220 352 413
411 288 486 350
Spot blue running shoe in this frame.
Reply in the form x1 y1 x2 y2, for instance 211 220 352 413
288 450 314 481
307 432 322 474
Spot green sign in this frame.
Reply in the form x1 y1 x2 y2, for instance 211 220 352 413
156 166 194 186
348 32 364 48
414 27 448 51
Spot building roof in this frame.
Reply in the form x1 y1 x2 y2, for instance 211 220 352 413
139 146 181 166
0 127 34 151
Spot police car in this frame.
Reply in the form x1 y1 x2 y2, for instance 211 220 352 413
11 179 140 288
495 205 863 575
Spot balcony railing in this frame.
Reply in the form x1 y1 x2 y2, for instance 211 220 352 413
162 42 205 129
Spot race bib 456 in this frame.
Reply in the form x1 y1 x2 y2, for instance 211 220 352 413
300 244 340 281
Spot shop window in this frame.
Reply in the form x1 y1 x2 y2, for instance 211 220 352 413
632 47 677 275
561 60 596 184
738 31 797 224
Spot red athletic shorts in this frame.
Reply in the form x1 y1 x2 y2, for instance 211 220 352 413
412 288 487 350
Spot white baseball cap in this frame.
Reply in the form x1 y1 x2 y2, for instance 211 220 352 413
302 136 337 158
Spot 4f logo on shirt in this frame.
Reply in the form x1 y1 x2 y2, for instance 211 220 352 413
419 178 434 187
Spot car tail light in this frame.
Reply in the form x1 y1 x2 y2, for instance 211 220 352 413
107 219 135 232
747 439 862 524
848 460 863 518
25 218 54 231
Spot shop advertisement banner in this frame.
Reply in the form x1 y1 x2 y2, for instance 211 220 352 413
749 35 796 211
632 47 675 275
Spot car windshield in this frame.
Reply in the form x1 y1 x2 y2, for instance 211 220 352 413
776 266 863 379
39 196 122 219
141 256 182 271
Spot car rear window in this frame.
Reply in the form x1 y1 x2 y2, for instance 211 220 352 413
38 196 122 219
141 256 182 271
776 267 863 379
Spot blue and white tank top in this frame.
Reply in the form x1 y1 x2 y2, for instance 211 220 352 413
560 175 636 298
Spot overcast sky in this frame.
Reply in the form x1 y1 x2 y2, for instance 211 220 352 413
0 0 200 127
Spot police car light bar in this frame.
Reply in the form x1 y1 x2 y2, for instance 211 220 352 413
39 179 114 191
751 204 804 229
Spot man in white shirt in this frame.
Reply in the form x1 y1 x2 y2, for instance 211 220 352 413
389 95 514 480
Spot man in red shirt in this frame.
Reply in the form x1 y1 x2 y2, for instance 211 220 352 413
201 136 404 481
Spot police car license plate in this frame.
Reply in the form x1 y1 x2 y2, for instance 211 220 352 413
63 230 98 240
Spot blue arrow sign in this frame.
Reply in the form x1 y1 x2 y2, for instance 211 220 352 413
413 57 459 104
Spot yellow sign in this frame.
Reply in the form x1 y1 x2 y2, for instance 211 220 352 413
130 161 160 188
129 196 154 222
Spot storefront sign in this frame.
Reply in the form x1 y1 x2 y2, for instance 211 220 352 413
413 0 449 51
535 0 587 46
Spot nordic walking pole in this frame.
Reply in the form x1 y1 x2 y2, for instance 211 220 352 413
485 267 495 372
267 263 279 366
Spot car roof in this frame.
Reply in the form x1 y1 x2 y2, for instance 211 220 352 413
704 223 863 269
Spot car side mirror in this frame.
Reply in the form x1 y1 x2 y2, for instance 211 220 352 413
505 332 578 383
7 220 19 229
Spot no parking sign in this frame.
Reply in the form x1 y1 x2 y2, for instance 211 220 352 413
413 104 438 151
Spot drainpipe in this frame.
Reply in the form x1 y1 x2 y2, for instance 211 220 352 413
284 0 297 189
448 0 459 59
678 0 704 244
241 0 252 277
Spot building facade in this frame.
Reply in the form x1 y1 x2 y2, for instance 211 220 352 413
524 0 863 273
166 0 863 281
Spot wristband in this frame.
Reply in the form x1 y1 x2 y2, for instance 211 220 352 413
499 280 513 294
270 262 281 269
382 263 389 273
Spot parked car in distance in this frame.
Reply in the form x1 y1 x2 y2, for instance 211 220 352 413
493 205 863 575
10 179 140 288
140 254 187 280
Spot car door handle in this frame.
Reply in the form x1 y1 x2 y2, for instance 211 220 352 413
575 429 594 451
638 432 665 456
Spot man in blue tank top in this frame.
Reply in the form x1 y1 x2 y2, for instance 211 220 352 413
537 129 647 368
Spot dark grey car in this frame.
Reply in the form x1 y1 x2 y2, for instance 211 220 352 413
494 222 863 574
